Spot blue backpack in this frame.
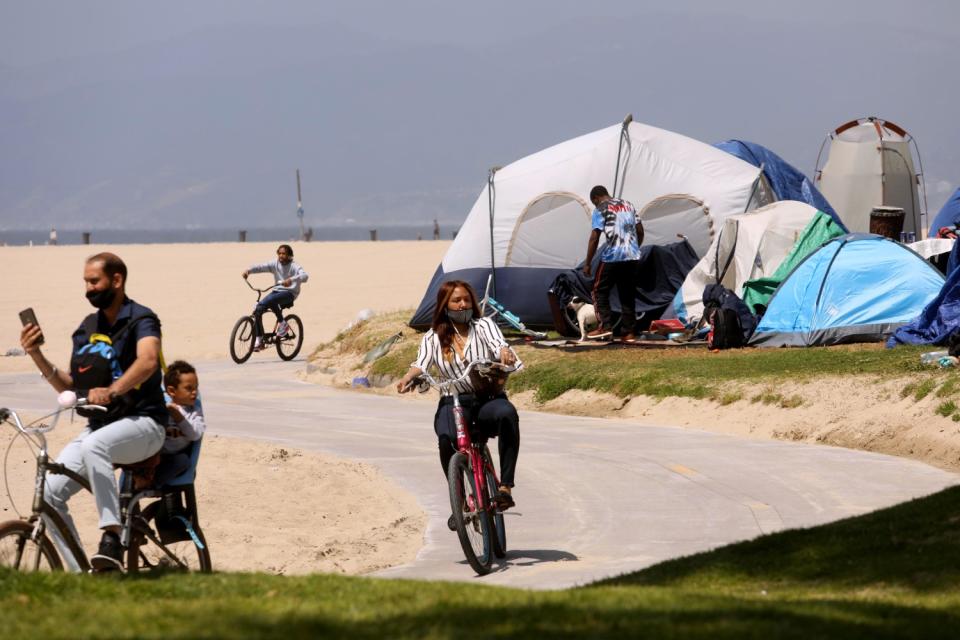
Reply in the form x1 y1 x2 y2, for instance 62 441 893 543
70 313 156 421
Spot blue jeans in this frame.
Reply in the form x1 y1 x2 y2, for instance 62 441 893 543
254 289 295 336
44 416 165 571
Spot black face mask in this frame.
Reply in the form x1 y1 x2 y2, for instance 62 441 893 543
446 308 474 324
86 287 117 309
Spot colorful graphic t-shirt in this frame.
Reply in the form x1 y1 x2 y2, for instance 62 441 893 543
591 197 642 262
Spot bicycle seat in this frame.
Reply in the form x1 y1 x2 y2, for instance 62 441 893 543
113 451 162 472
115 452 162 490
279 300 294 310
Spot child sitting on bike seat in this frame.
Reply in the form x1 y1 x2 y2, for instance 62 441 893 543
156 360 205 486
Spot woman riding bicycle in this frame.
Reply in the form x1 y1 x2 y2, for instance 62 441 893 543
396 280 522 518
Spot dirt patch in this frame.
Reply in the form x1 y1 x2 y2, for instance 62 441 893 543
0 419 426 575
517 376 960 473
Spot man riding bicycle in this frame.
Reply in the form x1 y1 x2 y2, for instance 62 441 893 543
19 252 167 571
241 244 309 351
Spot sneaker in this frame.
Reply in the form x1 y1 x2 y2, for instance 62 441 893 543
276 321 289 337
494 489 516 511
621 333 639 344
91 531 124 572
253 337 264 351
585 328 612 340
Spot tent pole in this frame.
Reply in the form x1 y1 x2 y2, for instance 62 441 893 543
612 113 633 198
743 163 766 212
812 134 830 184
910 137 930 237
487 166 501 297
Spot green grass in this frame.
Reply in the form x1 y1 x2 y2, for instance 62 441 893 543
715 391 743 406
903 378 938 402
936 401 957 417
507 343 934 403
3 486 960 638
934 374 960 398
334 317 948 409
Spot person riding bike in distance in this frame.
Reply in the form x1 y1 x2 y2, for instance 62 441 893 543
241 244 309 351
396 280 522 529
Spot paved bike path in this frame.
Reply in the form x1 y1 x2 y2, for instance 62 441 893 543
3 359 957 589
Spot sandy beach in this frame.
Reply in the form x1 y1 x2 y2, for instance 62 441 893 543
1 240 446 574
1 240 449 372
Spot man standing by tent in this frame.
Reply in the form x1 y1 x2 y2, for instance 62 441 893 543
583 185 643 341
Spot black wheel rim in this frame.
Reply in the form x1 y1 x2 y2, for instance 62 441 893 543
450 457 491 571
276 315 304 360
486 467 506 557
230 317 255 363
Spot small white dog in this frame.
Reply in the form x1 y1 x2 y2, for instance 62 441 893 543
568 296 599 341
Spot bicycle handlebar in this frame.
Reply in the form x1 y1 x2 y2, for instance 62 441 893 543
407 358 520 395
244 279 281 295
2 393 106 440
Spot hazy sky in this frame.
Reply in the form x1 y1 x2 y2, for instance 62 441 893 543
1 1 956 66
1 1 958 229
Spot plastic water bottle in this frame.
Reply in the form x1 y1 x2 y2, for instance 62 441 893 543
920 350 949 365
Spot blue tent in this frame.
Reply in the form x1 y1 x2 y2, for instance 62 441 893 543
715 140 846 230
887 239 960 347
749 234 944 347
927 187 960 237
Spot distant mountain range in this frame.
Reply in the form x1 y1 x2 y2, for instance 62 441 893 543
1 14 955 230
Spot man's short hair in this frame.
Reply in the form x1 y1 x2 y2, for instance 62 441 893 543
86 252 127 286
165 360 197 389
589 185 610 202
278 244 293 258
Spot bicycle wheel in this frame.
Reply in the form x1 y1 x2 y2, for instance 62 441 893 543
0 520 62 572
276 314 304 361
483 447 507 559
448 452 493 575
229 316 256 364
126 501 211 573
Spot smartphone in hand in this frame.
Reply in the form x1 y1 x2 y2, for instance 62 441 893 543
18 307 45 346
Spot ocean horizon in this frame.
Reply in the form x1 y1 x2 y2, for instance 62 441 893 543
0 224 458 246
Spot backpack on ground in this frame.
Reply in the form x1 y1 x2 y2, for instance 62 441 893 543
701 283 756 349
705 304 744 349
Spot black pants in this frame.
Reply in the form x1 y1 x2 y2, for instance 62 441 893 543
592 260 640 335
433 394 520 487
253 289 295 336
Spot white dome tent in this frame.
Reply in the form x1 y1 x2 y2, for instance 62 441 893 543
410 117 766 329
814 116 928 237
671 201 828 324
639 194 715 258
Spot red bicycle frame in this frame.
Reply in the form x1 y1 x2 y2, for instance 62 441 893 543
451 395 499 517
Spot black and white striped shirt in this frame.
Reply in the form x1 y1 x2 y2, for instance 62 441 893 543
412 317 523 396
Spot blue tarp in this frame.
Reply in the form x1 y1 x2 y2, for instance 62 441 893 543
888 237 960 347
927 187 960 237
750 234 944 347
714 140 847 231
